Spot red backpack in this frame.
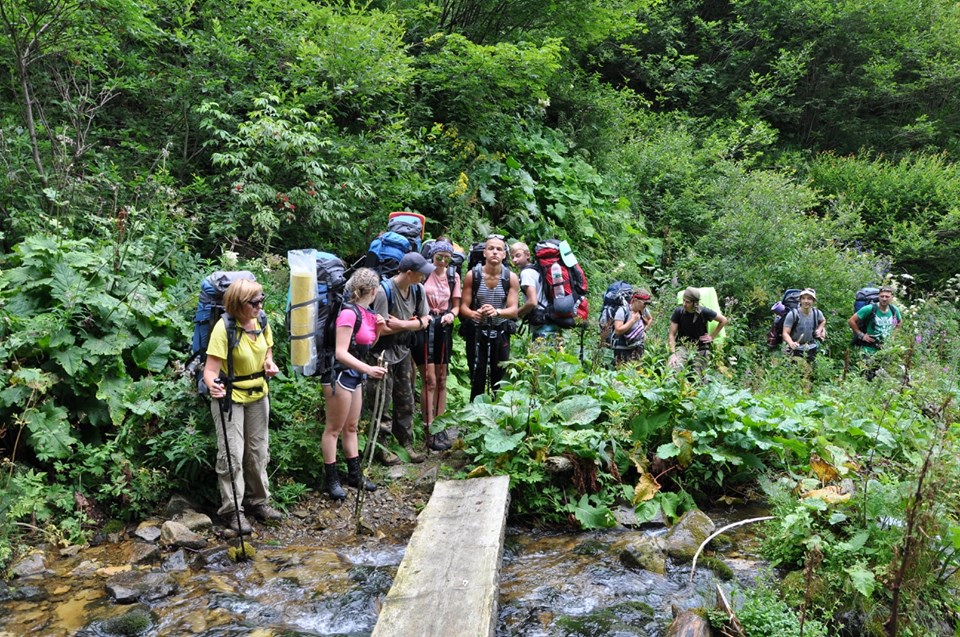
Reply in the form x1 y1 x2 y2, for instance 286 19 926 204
534 239 589 327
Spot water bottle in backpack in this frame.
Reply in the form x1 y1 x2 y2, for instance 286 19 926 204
551 263 565 299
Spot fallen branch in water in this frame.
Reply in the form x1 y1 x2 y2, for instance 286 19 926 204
689 516 773 583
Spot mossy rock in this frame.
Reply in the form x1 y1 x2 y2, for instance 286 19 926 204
698 555 734 580
227 540 257 562
100 606 153 636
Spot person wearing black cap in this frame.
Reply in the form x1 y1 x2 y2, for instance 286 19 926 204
367 252 433 465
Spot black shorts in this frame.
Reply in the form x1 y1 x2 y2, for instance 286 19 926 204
411 317 454 366
320 367 363 392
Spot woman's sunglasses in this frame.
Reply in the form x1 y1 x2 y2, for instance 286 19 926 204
246 296 266 308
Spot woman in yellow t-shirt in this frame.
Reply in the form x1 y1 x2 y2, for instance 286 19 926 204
202 279 281 534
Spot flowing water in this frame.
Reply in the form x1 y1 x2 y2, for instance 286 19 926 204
0 508 766 637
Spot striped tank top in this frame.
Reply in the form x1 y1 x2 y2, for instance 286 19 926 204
473 267 508 327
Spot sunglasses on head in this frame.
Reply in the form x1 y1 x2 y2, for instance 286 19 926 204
246 296 265 308
486 233 505 241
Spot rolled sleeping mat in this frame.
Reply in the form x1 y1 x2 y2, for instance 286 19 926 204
288 250 318 368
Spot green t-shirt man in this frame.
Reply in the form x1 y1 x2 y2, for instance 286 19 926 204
849 288 902 354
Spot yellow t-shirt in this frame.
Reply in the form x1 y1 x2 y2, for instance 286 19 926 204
206 317 273 404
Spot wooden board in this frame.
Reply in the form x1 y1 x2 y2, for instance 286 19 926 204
372 475 511 637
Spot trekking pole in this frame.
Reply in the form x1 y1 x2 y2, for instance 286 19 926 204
355 354 387 533
214 378 247 559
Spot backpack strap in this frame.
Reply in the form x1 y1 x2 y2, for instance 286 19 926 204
382 279 424 316
470 264 510 310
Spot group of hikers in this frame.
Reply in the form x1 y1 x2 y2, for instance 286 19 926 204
196 232 903 534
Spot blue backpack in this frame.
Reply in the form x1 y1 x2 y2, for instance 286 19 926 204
187 271 267 394
365 231 416 279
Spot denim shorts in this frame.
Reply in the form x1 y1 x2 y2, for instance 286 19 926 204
320 367 363 392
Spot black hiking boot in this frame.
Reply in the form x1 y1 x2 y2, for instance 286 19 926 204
324 462 346 500
345 456 377 492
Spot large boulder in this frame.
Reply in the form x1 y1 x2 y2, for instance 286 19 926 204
663 510 716 562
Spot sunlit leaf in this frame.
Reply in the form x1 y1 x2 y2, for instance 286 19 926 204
555 395 601 426
846 563 876 598
672 429 694 467
633 470 661 505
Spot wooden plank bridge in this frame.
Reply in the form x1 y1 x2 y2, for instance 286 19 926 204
371 475 511 637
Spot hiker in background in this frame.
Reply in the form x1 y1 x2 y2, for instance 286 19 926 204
203 279 282 533
369 252 433 465
320 268 388 500
848 285 902 355
612 290 653 364
413 239 460 451
668 286 728 374
460 235 520 400
782 288 826 363
512 241 550 339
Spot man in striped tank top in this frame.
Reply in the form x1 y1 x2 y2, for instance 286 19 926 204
459 235 520 400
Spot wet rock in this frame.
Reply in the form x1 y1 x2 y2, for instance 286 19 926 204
176 509 213 532
59 544 85 557
663 510 716 562
10 583 47 601
105 570 178 603
413 466 438 493
11 551 49 578
162 549 189 572
164 494 195 518
160 521 207 549
133 521 162 543
71 560 101 576
99 605 154 636
125 542 161 565
620 535 667 575
665 608 713 637
0 580 8 601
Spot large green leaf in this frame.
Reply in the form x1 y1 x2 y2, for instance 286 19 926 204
555 395 601 426
845 562 876 598
132 337 171 372
52 348 86 376
483 428 525 453
49 261 85 307
570 494 615 529
24 402 76 461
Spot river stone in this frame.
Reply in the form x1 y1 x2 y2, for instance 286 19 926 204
619 535 667 575
71 560 101 576
164 494 195 518
665 609 712 637
176 510 213 532
10 584 47 601
663 510 716 561
105 571 178 603
11 551 48 578
0 580 8 601
126 542 161 565
162 549 189 572
160 520 207 549
133 521 162 543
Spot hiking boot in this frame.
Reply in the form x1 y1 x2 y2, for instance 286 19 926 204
427 430 452 451
247 503 283 522
221 511 253 535
376 446 403 466
346 456 377 492
324 462 346 500
403 443 426 464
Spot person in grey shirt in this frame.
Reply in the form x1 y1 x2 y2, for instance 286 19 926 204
782 288 826 362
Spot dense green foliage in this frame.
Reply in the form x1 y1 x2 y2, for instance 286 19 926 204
2 0 959 633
